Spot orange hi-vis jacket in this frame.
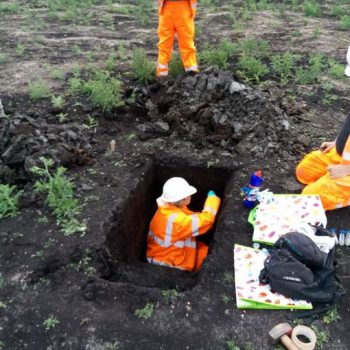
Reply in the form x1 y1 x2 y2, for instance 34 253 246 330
147 195 220 271
158 0 197 17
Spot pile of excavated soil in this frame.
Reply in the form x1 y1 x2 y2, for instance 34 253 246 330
134 68 298 161
0 114 93 184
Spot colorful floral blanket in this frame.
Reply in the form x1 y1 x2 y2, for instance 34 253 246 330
234 244 312 309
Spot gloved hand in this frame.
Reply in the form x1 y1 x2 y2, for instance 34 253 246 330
207 190 216 197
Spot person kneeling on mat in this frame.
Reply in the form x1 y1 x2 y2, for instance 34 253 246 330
147 177 221 271
296 112 350 210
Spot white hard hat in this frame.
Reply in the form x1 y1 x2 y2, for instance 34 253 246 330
160 177 197 203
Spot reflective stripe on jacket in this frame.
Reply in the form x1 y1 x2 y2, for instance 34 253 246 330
146 195 220 271
158 0 197 17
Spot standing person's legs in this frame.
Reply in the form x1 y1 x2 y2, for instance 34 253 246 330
157 3 175 76
296 148 340 184
174 1 198 72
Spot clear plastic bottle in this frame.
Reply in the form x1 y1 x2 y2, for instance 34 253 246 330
338 229 345 246
328 228 337 244
345 230 350 247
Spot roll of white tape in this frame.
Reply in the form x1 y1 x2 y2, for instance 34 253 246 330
291 325 317 350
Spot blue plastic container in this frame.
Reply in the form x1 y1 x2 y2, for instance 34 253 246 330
243 171 264 208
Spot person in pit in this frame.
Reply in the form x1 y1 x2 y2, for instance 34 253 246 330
296 113 350 210
146 177 221 271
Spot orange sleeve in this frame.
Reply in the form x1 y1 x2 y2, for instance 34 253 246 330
340 136 350 164
172 196 221 241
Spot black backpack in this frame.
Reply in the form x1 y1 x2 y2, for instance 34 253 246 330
259 248 343 304
259 232 345 307
274 232 327 269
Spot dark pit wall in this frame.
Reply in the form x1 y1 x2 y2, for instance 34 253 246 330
102 161 235 290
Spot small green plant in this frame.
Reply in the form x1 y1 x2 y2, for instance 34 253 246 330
105 52 117 71
83 115 98 129
161 289 180 304
312 27 321 38
226 339 240 350
0 3 20 16
322 306 341 324
169 53 184 77
15 43 25 56
338 15 350 31
237 56 269 82
131 48 155 83
0 273 5 288
295 53 324 84
271 52 299 84
28 80 51 100
51 95 65 109
311 325 329 348
0 301 7 309
31 157 86 235
223 272 235 285
83 70 124 112
72 45 82 56
43 315 60 331
303 1 321 17
49 68 65 80
238 39 269 59
0 340 5 350
0 53 7 64
330 6 348 18
328 59 345 80
134 303 154 320
221 294 232 305
243 342 254 350
57 112 68 123
200 39 238 70
0 184 22 219
68 77 83 95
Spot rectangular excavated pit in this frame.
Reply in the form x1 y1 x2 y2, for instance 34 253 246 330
102 162 234 290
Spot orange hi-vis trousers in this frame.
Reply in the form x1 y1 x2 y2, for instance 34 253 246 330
296 147 350 210
157 0 198 76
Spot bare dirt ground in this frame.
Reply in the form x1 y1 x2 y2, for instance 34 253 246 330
0 1 350 349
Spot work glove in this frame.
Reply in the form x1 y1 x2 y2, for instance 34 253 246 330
207 190 216 197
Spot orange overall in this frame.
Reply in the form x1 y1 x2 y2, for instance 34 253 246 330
146 195 220 271
157 0 198 76
296 136 350 210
